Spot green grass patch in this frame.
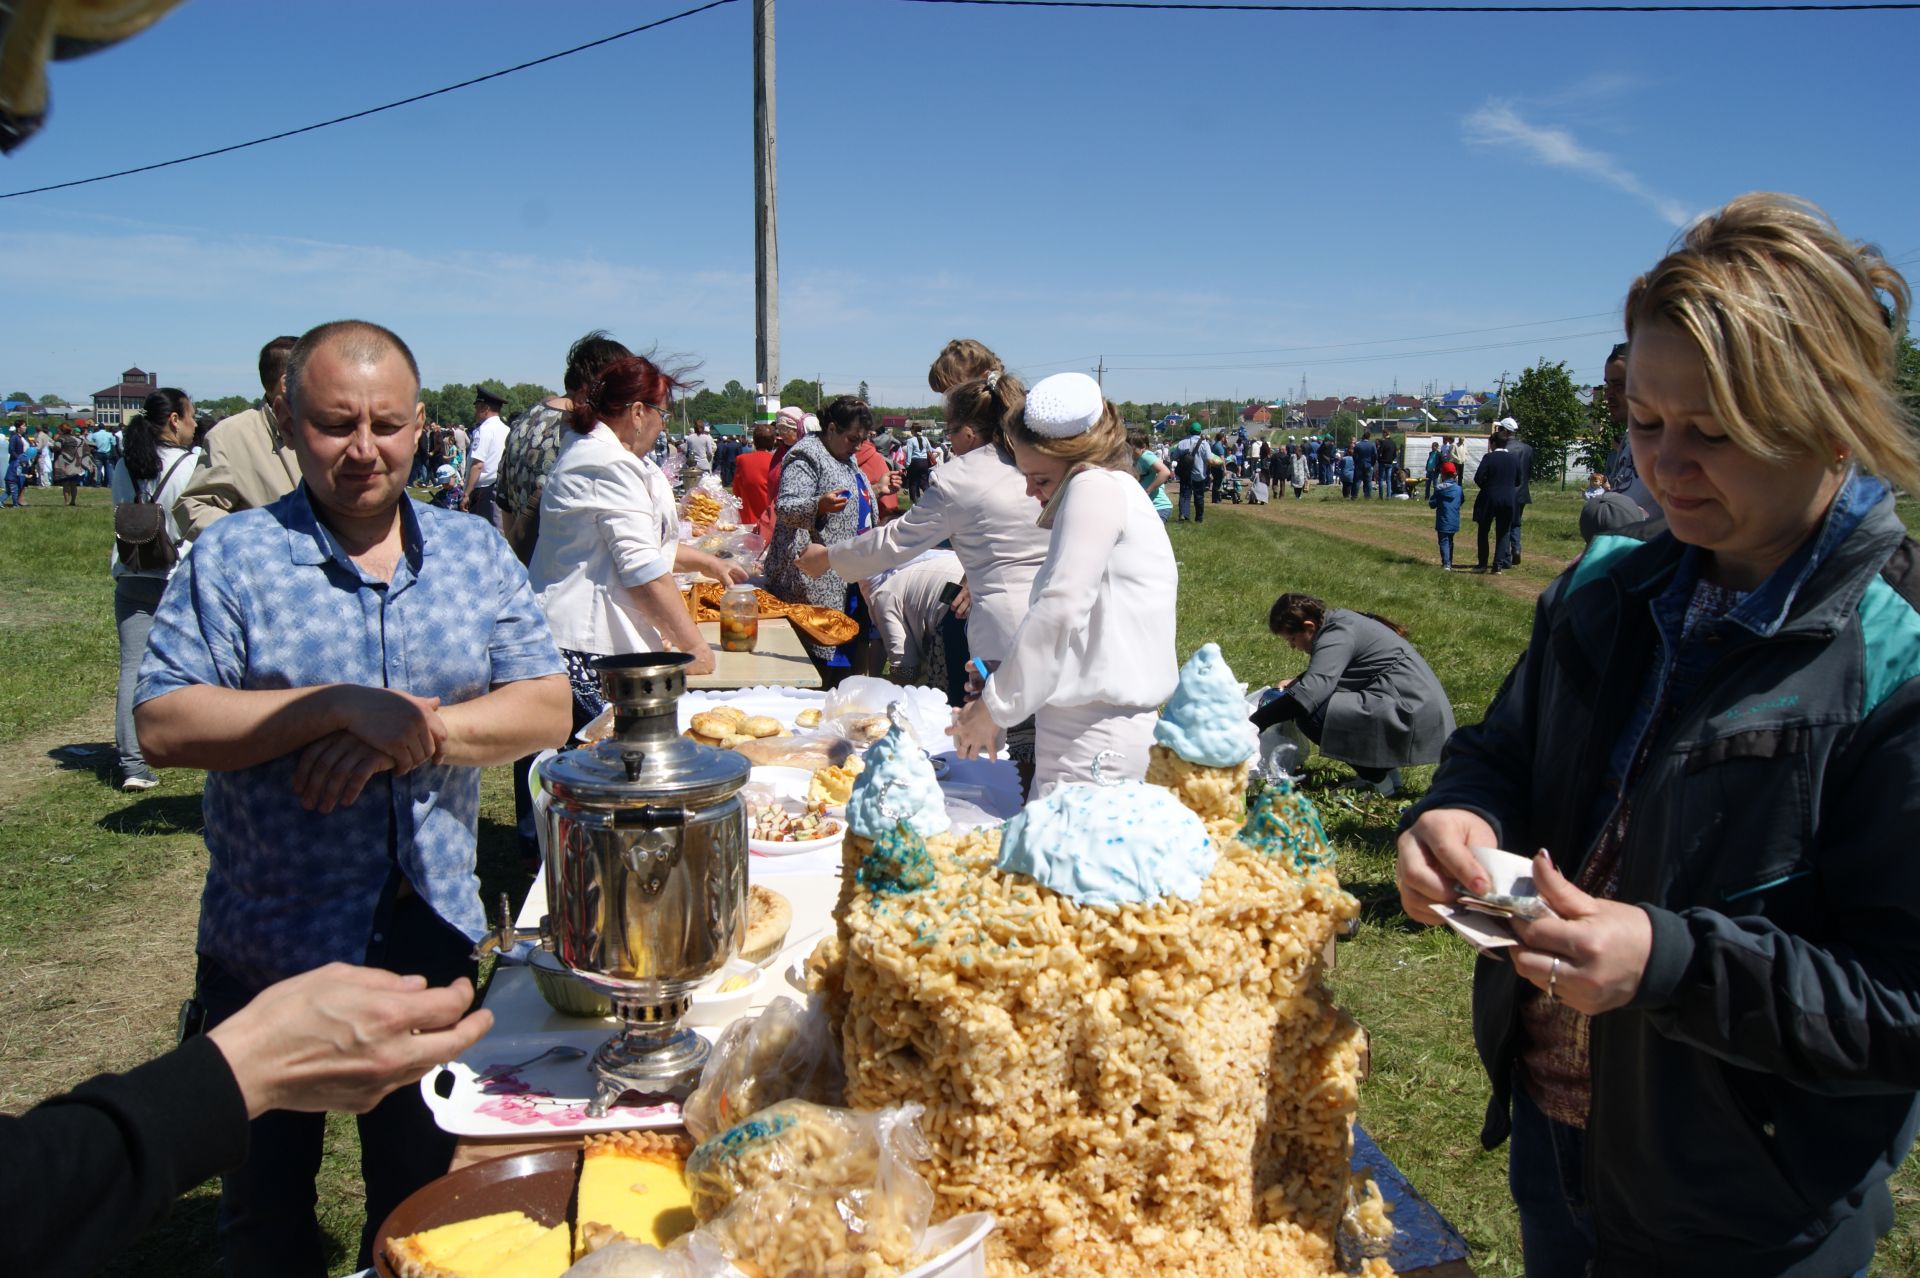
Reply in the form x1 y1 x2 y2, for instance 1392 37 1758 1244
0 489 118 743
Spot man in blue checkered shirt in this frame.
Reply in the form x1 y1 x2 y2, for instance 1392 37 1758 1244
135 320 570 1276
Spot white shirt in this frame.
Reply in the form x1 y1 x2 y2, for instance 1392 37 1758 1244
983 467 1179 727
684 431 716 470
863 549 964 678
470 414 508 487
826 444 1050 664
529 423 680 655
108 444 201 579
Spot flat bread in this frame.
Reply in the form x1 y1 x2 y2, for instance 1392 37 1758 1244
786 604 859 647
741 885 792 964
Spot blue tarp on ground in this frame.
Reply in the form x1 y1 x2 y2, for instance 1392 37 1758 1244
1353 1122 1473 1272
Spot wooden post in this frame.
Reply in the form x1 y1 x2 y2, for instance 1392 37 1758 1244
753 0 779 421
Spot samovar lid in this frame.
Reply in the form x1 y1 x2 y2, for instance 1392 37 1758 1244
537 653 751 807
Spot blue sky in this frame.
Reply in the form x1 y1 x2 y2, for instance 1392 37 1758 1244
1 0 1914 410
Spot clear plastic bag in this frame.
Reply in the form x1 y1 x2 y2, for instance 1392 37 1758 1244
683 1101 936 1277
683 995 843 1143
1247 687 1311 782
561 1241 692 1277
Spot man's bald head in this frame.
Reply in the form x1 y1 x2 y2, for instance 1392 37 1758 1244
285 320 420 412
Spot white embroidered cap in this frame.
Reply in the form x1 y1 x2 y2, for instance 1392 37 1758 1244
1023 372 1105 439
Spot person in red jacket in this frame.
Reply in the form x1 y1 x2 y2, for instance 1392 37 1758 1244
731 422 776 532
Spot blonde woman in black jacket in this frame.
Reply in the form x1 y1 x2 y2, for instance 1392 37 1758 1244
1398 194 1920 1278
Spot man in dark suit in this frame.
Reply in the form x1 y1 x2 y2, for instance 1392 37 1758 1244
1472 428 1523 573
1500 416 1535 565
1352 431 1378 499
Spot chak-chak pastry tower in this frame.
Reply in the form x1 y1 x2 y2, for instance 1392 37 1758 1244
810 652 1391 1278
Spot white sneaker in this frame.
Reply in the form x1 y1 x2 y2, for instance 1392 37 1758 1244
120 773 159 792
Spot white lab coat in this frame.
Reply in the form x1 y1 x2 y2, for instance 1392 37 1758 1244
983 467 1179 791
826 444 1050 664
529 423 679 655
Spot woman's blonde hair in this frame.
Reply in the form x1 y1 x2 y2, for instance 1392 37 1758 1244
1006 397 1132 471
946 371 1024 450
928 339 1002 395
1625 192 1916 490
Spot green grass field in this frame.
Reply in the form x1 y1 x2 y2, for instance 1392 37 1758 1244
0 484 1914 1275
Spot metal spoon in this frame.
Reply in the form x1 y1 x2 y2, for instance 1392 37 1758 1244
473 1044 586 1083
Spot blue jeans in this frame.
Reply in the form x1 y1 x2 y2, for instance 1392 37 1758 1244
114 574 168 780
1437 532 1454 567
1179 481 1206 522
1507 503 1527 561
1509 1083 1596 1278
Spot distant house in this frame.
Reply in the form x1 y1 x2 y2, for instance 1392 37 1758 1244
710 422 748 438
1238 404 1272 425
92 366 158 427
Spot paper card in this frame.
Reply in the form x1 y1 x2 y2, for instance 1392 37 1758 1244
1432 902 1518 953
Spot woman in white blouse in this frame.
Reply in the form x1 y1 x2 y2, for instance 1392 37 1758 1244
110 388 201 791
529 355 743 726
796 351 1051 785
947 373 1179 796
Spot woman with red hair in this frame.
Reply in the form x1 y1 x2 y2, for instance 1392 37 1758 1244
529 355 743 726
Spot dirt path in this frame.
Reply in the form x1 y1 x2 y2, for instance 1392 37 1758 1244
1219 498 1565 603
0 839 202 1107
0 698 203 1109
0 701 117 807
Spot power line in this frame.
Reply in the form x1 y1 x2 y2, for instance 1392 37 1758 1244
1105 326 1619 371
1099 310 1619 360
0 0 740 201
907 0 1920 11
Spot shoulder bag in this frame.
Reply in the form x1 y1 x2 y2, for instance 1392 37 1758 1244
114 452 193 571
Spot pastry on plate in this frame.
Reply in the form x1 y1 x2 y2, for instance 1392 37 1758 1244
740 885 792 964
795 707 822 729
807 761 862 806
574 1131 697 1258
741 715 783 739
689 710 739 739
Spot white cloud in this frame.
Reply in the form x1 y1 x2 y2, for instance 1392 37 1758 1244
1463 100 1690 227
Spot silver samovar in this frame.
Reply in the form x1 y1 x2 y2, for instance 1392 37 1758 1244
478 652 750 1115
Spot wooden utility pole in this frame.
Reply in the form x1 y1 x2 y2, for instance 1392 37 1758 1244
1093 356 1104 390
753 0 779 422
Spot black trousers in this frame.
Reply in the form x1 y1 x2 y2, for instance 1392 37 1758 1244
196 889 478 1276
1477 508 1516 569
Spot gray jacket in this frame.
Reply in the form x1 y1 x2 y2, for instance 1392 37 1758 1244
1286 609 1454 768
766 434 867 658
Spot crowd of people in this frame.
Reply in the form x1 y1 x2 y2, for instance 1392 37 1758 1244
5 190 1920 1278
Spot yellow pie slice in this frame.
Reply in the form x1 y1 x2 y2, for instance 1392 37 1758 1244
573 1130 697 1259
385 1211 550 1278
468 1223 570 1278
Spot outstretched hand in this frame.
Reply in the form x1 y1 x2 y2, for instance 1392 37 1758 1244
1395 807 1498 926
946 697 999 760
1509 853 1653 1016
207 963 492 1118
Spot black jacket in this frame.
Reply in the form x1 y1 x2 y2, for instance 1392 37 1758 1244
1507 437 1534 506
0 1034 251 1275
1470 447 1522 520
1404 492 1920 1277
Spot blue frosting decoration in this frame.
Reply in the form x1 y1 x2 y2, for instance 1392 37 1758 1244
858 822 937 895
995 781 1216 907
846 720 951 840
1154 642 1259 767
1237 779 1333 873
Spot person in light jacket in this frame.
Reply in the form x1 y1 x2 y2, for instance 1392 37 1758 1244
1249 592 1454 796
798 346 1052 786
947 373 1178 796
1428 460 1464 569
110 389 202 791
529 355 742 727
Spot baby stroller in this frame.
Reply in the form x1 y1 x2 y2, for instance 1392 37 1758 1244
1217 463 1245 504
